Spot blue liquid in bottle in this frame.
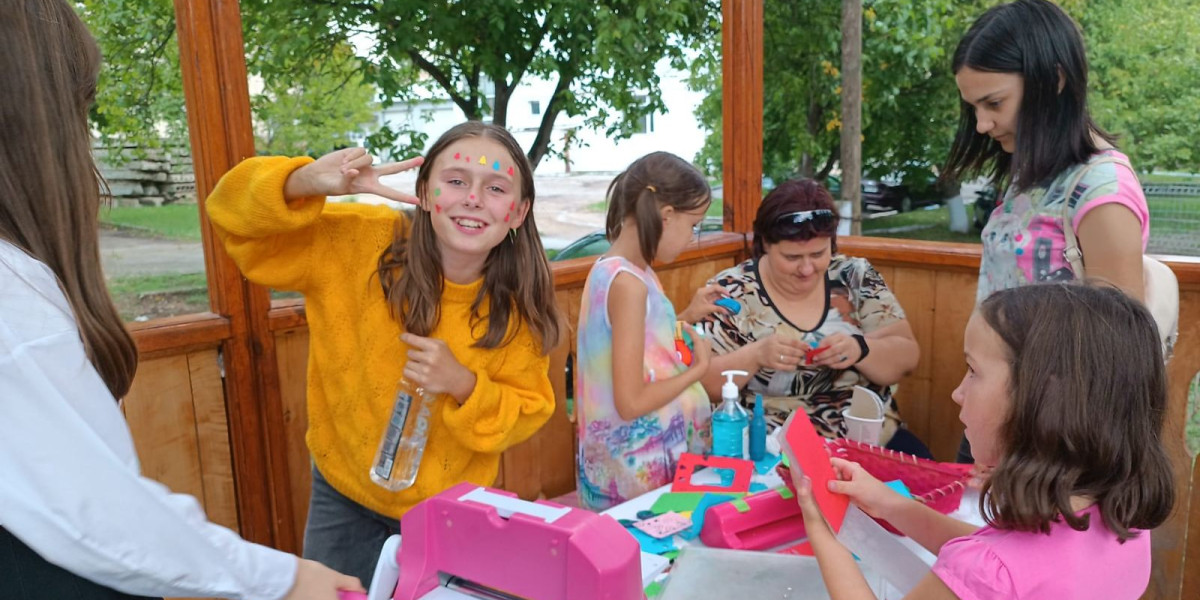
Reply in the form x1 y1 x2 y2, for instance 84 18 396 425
711 370 749 485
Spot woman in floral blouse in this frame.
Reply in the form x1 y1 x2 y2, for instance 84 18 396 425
699 179 930 456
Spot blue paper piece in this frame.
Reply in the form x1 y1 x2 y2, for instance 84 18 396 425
754 453 783 475
884 479 913 499
679 493 739 540
622 522 677 554
749 482 768 493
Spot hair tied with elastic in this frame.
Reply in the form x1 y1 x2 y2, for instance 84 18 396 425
646 185 657 193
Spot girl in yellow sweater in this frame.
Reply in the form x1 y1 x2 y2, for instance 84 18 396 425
206 122 562 586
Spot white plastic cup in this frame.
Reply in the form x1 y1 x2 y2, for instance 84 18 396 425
842 407 884 445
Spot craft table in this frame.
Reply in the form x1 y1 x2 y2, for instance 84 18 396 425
603 462 986 599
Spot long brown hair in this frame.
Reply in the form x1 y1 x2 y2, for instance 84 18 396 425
604 152 710 265
377 122 561 352
978 282 1174 541
0 0 138 398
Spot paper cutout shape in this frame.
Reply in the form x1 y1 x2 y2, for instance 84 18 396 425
780 411 849 531
633 512 692 539
623 522 676 554
650 492 706 514
479 155 487 165
507 166 515 176
671 453 753 494
493 160 501 171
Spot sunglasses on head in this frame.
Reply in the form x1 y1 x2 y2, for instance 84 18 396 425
774 209 835 235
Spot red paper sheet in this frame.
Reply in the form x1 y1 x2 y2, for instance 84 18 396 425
780 411 849 531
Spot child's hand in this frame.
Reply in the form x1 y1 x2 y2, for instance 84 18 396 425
788 469 827 526
678 283 728 323
827 457 904 520
400 333 477 405
284 147 423 204
752 334 810 372
281 558 363 600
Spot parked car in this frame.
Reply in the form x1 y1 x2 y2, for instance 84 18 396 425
550 216 724 262
825 172 944 213
973 184 1000 230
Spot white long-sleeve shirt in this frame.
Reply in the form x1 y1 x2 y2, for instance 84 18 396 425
0 240 296 600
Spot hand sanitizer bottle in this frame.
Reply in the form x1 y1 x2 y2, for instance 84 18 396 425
370 378 436 491
712 370 749 460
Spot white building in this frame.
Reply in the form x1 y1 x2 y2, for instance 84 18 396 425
373 59 709 174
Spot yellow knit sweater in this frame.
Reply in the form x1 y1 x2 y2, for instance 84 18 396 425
206 157 554 518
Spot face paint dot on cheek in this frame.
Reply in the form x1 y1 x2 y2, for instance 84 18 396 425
509 201 515 211
435 204 442 213
504 214 510 222
433 188 441 197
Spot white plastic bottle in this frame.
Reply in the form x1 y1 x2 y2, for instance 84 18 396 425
370 378 436 491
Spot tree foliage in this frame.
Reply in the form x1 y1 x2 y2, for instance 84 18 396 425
1080 0 1200 171
251 45 379 157
80 0 398 160
692 0 963 189
241 0 719 167
692 0 1199 188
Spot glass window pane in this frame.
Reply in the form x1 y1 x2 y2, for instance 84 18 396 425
232 3 721 287
81 2 212 322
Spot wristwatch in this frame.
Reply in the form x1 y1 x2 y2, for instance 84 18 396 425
852 334 870 364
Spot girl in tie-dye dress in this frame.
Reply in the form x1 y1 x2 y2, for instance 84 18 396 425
574 152 721 510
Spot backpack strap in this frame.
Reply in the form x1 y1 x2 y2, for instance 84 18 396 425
1059 154 1134 278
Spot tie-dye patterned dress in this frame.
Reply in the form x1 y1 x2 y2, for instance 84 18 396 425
575 256 711 511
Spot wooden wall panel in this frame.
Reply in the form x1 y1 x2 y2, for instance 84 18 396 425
274 328 313 541
189 350 239 531
125 355 203 498
925 271 977 461
124 349 237 531
1156 284 1200 599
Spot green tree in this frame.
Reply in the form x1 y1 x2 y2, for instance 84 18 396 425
251 45 380 157
81 0 189 155
240 0 719 167
78 1 404 160
1080 0 1200 172
692 0 963 189
82 0 720 167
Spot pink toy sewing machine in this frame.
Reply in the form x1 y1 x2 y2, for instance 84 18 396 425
699 486 807 551
338 483 642 600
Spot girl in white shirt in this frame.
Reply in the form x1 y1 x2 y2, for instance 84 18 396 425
0 2 360 599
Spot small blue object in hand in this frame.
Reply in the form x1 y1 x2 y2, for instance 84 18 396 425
715 297 741 315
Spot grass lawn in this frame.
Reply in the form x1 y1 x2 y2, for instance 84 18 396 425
100 204 204 241
107 272 210 321
860 204 982 244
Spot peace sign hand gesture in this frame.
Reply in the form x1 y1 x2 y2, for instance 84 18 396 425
284 147 424 205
